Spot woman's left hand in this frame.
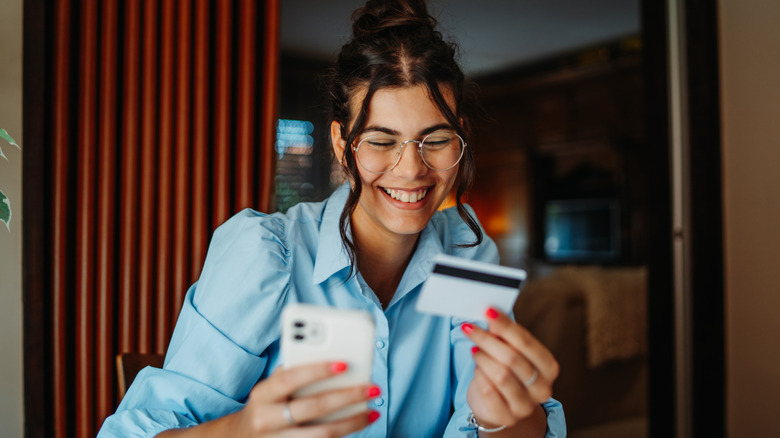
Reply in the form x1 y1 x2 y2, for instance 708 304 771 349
461 308 559 433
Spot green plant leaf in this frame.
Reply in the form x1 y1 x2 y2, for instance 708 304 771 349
0 128 19 148
1 128 18 230
0 190 10 231
1 128 19 160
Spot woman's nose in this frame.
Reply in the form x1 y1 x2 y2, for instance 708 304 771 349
393 142 428 177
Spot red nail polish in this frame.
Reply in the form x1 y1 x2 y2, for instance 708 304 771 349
486 308 499 320
367 385 381 398
471 345 480 354
331 362 348 373
368 410 381 423
461 323 474 334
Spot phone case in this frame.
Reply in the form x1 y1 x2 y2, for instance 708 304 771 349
280 303 376 422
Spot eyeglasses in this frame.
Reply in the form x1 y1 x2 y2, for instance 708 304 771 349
352 130 467 174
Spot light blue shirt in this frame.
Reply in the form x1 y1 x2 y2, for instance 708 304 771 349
98 184 566 437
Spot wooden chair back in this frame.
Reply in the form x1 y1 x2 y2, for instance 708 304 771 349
116 352 165 400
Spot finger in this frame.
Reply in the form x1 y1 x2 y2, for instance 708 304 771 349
468 366 514 426
484 309 560 381
253 361 349 403
464 320 556 403
287 384 381 425
244 382 377 433
463 324 536 386
275 409 380 438
472 346 547 412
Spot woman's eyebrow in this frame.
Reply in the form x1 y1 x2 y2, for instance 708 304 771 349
419 123 454 136
362 123 454 137
362 125 400 136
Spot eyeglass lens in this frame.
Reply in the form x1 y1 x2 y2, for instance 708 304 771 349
354 131 465 174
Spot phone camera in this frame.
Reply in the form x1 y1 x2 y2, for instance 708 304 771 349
288 318 325 345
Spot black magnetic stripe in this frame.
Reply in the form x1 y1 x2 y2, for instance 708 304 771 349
432 264 522 288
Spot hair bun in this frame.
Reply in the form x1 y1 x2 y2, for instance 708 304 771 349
351 0 436 40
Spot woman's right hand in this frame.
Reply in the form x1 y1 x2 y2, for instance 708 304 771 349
157 361 381 438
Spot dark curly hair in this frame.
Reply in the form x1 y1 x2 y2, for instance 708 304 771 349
328 0 483 277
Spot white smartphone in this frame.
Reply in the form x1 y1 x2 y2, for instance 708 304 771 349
280 303 376 423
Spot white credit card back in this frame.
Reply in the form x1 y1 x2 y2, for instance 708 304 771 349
415 254 526 322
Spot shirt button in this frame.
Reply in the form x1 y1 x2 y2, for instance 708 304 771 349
374 397 385 406
375 339 386 349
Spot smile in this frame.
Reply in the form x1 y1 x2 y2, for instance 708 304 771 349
382 187 430 203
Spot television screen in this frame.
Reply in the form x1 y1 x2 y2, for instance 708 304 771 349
544 198 620 262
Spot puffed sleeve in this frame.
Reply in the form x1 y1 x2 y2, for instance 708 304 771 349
441 205 567 437
98 209 294 437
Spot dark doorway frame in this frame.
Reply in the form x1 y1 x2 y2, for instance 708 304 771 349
22 0 52 436
642 0 725 437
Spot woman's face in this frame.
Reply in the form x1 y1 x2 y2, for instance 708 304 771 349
332 85 460 241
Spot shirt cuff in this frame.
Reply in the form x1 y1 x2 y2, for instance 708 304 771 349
457 398 566 437
541 398 567 437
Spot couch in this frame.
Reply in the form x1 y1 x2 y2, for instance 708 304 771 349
514 265 648 437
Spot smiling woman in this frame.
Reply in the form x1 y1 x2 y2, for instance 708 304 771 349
331 86 463 250
98 1 564 437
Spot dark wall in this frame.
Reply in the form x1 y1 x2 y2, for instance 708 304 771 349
469 37 648 270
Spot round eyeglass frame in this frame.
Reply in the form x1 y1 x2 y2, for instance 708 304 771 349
351 131 467 174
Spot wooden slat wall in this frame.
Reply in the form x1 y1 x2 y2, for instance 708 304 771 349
47 1 278 436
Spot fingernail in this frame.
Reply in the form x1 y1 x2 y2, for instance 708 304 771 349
486 308 499 320
471 345 480 354
366 385 381 398
368 410 381 423
331 362 348 373
461 323 474 334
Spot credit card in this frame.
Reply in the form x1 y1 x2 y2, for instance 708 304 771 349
415 254 526 322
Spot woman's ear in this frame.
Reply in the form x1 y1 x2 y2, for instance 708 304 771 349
330 121 347 164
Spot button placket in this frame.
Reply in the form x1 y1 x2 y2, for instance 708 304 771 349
369 307 390 434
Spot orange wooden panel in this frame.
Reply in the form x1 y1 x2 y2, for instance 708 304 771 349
52 0 72 435
191 0 210 279
173 0 193 321
138 0 159 354
236 0 256 210
96 0 119 427
156 0 176 354
119 0 141 355
261 0 280 212
75 0 98 435
213 0 233 228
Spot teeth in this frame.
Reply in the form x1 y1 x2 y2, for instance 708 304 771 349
384 188 428 203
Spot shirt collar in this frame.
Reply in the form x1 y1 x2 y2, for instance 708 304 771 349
389 220 444 306
312 183 353 284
